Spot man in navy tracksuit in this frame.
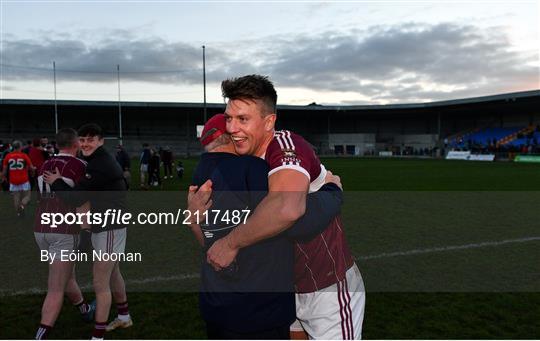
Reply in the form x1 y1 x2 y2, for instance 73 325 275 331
187 114 343 339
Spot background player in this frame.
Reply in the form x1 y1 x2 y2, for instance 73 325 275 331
139 143 150 189
34 128 95 339
1 140 35 217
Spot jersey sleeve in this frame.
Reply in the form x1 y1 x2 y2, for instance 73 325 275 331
265 131 318 181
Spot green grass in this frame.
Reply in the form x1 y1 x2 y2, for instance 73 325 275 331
129 157 540 191
1 157 539 339
318 157 540 191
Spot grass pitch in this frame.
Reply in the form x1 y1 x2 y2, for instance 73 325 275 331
1 157 539 339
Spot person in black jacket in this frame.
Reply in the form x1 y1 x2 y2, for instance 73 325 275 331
147 148 161 187
139 143 151 189
43 124 132 339
161 146 173 179
115 145 131 186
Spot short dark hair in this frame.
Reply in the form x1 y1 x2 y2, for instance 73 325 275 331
78 123 103 138
221 74 277 115
12 140 22 150
56 128 78 149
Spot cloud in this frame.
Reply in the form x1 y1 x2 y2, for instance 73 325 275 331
2 23 538 103
1 85 16 91
266 23 537 97
2 33 208 84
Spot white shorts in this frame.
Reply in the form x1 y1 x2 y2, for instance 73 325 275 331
91 228 126 255
35 232 78 255
291 263 365 340
140 164 148 173
10 181 30 192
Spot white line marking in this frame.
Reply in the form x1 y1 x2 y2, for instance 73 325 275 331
2 237 539 296
358 236 540 260
0 273 200 297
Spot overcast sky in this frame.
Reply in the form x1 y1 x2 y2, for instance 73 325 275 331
1 1 538 105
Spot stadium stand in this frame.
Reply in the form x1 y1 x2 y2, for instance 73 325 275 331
1 90 539 159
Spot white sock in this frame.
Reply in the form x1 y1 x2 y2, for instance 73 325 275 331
118 314 131 322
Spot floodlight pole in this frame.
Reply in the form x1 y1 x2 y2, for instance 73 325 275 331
117 64 123 146
53 61 58 133
437 112 442 158
202 45 207 122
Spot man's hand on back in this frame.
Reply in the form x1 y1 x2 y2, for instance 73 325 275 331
42 167 61 185
324 170 342 190
186 179 213 224
185 180 213 247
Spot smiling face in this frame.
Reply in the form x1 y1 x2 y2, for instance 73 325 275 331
79 135 103 157
224 98 276 157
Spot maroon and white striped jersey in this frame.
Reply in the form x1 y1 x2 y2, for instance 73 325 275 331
34 154 87 234
265 130 355 293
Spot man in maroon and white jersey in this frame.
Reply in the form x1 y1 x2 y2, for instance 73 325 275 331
266 131 355 291
35 135 87 234
206 75 365 339
33 128 94 340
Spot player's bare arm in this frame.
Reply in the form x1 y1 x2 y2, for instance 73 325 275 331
206 169 308 269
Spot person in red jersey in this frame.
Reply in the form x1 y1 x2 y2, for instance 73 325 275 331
1 140 35 217
34 128 95 340
205 75 365 339
27 138 50 190
28 138 49 172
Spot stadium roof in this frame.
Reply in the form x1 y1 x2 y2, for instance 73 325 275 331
1 89 539 111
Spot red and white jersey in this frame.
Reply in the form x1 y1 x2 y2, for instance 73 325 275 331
265 130 355 293
34 153 87 234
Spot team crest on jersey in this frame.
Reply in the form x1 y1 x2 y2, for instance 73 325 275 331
283 149 296 158
85 173 92 179
282 148 300 165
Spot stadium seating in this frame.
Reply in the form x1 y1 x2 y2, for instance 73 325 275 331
447 123 540 156
504 131 540 147
450 127 523 148
449 125 540 149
